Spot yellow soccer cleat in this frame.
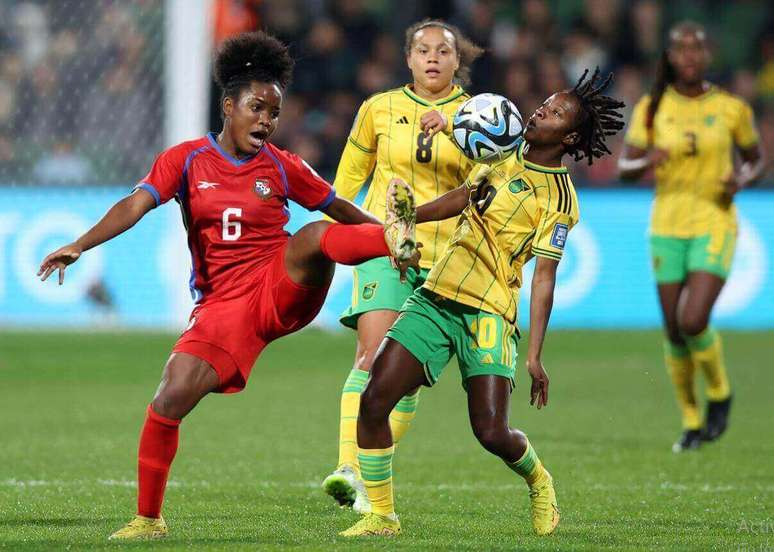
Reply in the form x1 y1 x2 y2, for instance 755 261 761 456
384 178 417 262
322 464 372 514
108 514 168 540
340 513 401 537
529 471 559 536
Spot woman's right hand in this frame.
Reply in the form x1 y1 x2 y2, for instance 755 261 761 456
420 110 448 138
38 243 83 285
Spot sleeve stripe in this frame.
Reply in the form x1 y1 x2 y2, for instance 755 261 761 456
532 249 562 260
532 246 562 257
348 136 376 154
135 182 160 207
310 189 336 212
553 174 565 213
560 173 573 215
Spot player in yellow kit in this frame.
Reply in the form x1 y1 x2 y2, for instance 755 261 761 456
340 69 625 537
322 20 482 511
619 21 766 452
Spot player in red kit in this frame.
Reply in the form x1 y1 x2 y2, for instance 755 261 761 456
37 32 418 540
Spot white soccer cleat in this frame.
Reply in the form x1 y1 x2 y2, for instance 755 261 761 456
322 464 371 514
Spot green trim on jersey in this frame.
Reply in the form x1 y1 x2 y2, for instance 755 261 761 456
348 136 376 154
517 141 569 174
401 85 467 107
387 288 518 390
339 257 430 329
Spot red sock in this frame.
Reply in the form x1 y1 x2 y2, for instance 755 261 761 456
319 223 389 265
137 405 180 518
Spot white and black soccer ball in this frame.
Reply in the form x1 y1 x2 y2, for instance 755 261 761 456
452 93 523 163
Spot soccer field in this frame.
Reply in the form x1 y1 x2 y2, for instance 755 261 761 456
1 330 772 551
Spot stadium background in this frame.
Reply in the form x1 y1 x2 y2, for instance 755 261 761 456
0 0 772 330
1 2 773 550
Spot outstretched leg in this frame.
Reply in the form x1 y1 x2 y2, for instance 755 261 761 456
466 375 559 536
109 354 219 540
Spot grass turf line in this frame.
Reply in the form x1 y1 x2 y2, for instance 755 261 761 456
0 330 772 551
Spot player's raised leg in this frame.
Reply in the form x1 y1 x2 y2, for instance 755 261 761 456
109 353 220 540
340 338 428 537
679 271 732 442
466 375 559 536
285 178 417 287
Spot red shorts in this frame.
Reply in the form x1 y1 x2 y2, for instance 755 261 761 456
172 244 329 393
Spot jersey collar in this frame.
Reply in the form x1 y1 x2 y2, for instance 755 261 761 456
207 132 261 167
666 83 717 102
402 84 466 107
517 141 568 174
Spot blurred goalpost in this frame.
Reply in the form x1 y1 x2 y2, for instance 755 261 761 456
164 0 211 146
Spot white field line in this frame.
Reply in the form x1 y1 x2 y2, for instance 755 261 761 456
2 478 772 493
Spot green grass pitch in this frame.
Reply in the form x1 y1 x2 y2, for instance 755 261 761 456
1 330 772 550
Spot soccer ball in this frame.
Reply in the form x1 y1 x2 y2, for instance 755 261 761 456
452 93 523 163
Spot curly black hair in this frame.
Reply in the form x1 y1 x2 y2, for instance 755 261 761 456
566 68 626 165
214 31 294 104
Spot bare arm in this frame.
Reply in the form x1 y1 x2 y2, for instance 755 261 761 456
38 189 156 284
726 143 767 196
322 196 381 225
416 184 471 224
617 144 669 181
525 256 559 409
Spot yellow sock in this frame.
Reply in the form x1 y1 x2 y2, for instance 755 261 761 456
358 446 394 516
664 341 701 430
389 389 420 445
685 328 731 402
338 369 369 473
505 439 548 487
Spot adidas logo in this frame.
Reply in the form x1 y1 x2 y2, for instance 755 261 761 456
396 116 409 125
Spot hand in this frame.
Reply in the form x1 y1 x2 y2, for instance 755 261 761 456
526 358 549 409
420 110 448 139
390 242 422 283
38 242 83 285
469 164 494 191
647 148 669 168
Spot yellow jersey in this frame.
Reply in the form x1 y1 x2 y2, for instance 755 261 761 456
333 85 476 268
625 85 759 237
424 142 579 325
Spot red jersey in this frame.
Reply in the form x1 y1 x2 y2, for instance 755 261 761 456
136 133 335 302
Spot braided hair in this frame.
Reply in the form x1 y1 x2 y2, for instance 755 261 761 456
213 31 294 111
646 21 705 145
566 68 626 165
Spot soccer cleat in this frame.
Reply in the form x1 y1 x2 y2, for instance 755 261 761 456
702 395 732 442
340 513 401 537
672 429 703 453
108 515 168 540
528 471 559 536
322 464 371 514
384 178 417 262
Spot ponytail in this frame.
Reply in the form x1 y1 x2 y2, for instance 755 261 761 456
646 51 675 146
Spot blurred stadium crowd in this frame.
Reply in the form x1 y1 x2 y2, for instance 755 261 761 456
0 0 771 187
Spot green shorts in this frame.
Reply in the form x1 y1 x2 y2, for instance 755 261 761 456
340 257 430 329
650 231 736 283
386 288 518 390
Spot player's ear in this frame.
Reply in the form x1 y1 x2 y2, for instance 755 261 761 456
562 131 580 147
223 96 234 119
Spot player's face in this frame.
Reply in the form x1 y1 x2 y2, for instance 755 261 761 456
524 92 581 146
407 27 459 94
668 30 709 85
225 81 283 156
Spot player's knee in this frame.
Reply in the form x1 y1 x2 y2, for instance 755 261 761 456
152 382 196 419
358 385 391 425
679 311 709 337
472 420 508 455
354 350 376 372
